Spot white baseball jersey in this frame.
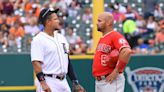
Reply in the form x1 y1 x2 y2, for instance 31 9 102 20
31 31 69 75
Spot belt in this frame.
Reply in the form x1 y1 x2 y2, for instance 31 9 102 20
44 74 65 80
95 72 122 81
95 74 109 81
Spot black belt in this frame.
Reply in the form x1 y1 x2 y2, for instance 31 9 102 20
44 74 65 80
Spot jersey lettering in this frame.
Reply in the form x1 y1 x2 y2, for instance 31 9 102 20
62 43 68 54
97 44 111 53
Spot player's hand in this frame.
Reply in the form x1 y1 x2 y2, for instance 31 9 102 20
72 81 86 92
105 69 119 84
40 81 51 92
73 84 86 92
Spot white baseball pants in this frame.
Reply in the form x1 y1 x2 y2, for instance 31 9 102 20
95 73 125 92
35 76 71 92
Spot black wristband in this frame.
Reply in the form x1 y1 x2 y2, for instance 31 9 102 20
36 72 45 82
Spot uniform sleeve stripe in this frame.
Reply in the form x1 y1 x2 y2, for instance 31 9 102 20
119 46 130 52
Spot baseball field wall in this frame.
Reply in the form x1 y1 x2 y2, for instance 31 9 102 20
0 54 163 92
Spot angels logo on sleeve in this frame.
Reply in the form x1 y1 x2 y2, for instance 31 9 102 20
119 38 127 45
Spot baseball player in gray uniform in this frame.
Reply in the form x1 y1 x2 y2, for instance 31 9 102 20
31 8 86 92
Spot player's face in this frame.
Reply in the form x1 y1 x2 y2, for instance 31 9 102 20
49 13 60 30
97 16 105 32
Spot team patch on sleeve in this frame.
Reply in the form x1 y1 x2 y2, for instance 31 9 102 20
119 38 127 45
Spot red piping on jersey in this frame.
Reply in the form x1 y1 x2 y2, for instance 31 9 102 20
116 77 118 92
119 45 130 52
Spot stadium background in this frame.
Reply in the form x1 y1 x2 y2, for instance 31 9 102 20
0 0 163 92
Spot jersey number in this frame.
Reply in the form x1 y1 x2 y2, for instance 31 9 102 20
101 54 108 66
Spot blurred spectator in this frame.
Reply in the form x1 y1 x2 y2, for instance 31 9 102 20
24 16 40 35
55 0 67 13
147 39 156 54
115 2 126 13
138 38 149 49
0 13 3 24
125 4 139 20
0 0 162 54
6 14 17 26
154 4 163 18
65 27 81 44
146 16 159 34
9 22 25 38
65 26 82 54
14 0 24 11
142 0 158 19
0 24 9 37
24 11 33 24
135 38 149 54
155 28 164 43
31 3 41 18
159 20 164 29
123 19 140 48
65 0 72 6
71 42 87 55
7 33 17 47
111 4 125 23
2 0 14 15
24 0 32 13
135 14 147 35
87 35 93 53
82 7 92 22
0 1 3 13
51 0 72 6
136 14 146 29
68 0 80 17
9 21 25 48
0 31 8 47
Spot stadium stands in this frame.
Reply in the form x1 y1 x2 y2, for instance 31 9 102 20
0 0 163 55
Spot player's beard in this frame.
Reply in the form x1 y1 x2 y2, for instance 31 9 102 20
97 26 102 32
54 27 60 30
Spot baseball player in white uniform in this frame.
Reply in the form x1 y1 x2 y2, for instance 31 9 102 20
31 8 85 92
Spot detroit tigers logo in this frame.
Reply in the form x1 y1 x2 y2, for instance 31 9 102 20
62 43 68 54
125 67 164 92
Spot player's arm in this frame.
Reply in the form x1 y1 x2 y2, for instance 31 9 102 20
32 61 51 92
32 60 45 82
115 47 132 73
106 32 132 83
112 32 132 72
67 56 78 82
106 47 131 83
67 56 86 92
31 39 51 92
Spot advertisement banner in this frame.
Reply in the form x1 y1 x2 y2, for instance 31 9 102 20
125 67 164 92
